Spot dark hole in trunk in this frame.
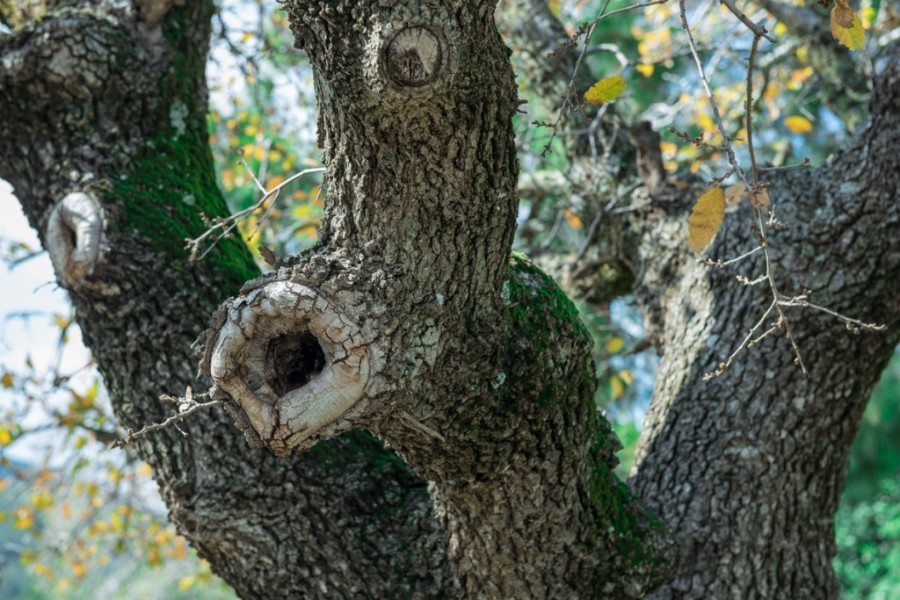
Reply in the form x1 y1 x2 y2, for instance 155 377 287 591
267 332 326 396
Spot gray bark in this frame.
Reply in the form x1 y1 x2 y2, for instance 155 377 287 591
0 3 452 598
625 47 900 599
1 0 897 598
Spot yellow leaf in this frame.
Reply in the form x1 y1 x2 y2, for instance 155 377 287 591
659 141 678 155
71 560 86 579
13 507 35 530
240 31 253 44
635 63 654 77
584 75 626 105
610 375 625 399
0 426 11 446
619 369 634 385
266 175 285 191
725 183 746 205
833 0 855 28
688 187 726 252
605 337 625 354
179 576 196 591
168 537 188 560
31 491 53 510
830 8 865 51
1 372 13 388
784 115 813 134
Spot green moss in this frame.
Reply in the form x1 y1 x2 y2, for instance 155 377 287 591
502 252 593 410
112 1 257 294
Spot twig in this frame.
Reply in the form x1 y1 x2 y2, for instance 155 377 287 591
540 0 669 157
700 244 763 268
187 165 325 262
779 296 887 332
110 389 222 448
718 0 775 42
569 181 640 267
759 157 811 173
745 33 763 184
704 299 777 380
678 0 752 187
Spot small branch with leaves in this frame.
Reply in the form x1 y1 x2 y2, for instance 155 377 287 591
677 0 884 380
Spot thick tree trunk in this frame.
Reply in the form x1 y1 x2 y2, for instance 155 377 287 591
3 0 896 597
627 48 900 598
0 3 452 598
1 1 673 597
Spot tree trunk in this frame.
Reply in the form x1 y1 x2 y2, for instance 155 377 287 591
626 47 900 598
1 0 897 597
0 3 453 597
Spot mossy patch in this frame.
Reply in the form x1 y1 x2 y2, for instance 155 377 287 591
112 1 257 294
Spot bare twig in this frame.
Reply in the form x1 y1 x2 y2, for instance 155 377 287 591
745 33 763 184
678 0 749 190
718 0 775 42
759 157 811 173
187 165 325 262
700 244 763 268
779 296 887 332
110 388 222 448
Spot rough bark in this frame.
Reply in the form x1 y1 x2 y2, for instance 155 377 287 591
500 3 900 596
0 3 452 598
2 0 896 597
626 47 900 598
1 0 673 597
201 1 674 596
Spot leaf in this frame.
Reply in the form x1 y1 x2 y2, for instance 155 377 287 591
584 75 626 105
833 0 855 28
635 63 654 77
1 372 12 389
688 187 726 252
605 337 625 354
749 186 770 209
563 209 582 230
784 115 813 134
830 6 865 51
725 183 746 205
610 375 625 399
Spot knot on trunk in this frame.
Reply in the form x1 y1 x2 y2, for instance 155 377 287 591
377 22 452 98
206 281 373 456
46 191 104 290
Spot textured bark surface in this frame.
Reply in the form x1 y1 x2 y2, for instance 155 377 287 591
1 0 897 597
627 48 900 599
0 3 452 598
200 1 674 596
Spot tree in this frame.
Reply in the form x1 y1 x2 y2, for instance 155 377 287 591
0 0 896 597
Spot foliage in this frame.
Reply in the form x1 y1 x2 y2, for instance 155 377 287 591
834 354 900 598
